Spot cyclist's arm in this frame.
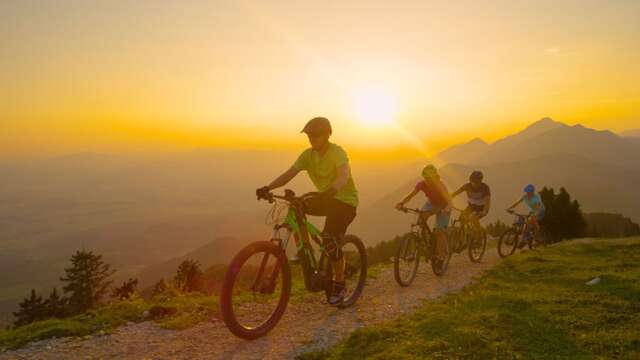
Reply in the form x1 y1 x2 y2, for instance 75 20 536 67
267 166 300 190
482 195 491 215
451 185 465 198
398 188 419 206
507 198 523 210
330 163 350 192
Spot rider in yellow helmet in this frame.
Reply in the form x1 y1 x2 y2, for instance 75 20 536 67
395 164 452 263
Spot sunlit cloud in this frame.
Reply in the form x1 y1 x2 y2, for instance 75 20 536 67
546 47 560 53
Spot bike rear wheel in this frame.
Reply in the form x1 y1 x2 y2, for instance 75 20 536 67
220 241 291 340
393 232 420 287
468 226 487 263
325 235 367 308
498 229 519 258
431 232 452 276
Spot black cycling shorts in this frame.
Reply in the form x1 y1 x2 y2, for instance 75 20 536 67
303 196 357 238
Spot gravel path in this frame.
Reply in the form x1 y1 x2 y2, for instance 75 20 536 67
1 251 500 360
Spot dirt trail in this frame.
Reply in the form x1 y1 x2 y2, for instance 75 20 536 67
1 252 500 360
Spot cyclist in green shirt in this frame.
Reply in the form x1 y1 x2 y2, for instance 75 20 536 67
256 117 358 305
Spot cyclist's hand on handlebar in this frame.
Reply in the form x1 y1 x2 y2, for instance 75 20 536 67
395 202 405 211
256 186 271 201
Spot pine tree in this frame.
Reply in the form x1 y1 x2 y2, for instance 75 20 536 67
112 278 138 300
151 278 169 297
13 289 46 327
539 186 586 242
60 250 115 314
174 259 204 293
486 219 510 238
44 287 68 318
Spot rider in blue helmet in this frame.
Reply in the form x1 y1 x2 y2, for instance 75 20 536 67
507 184 545 247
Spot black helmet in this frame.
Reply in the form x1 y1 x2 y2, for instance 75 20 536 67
301 117 332 135
470 170 483 182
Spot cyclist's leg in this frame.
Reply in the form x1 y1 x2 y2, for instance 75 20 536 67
323 199 356 282
434 209 451 260
420 201 435 225
531 211 544 237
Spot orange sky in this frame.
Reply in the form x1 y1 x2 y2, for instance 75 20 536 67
1 0 639 160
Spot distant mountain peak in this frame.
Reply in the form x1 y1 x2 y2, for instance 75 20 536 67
467 138 488 146
524 117 564 132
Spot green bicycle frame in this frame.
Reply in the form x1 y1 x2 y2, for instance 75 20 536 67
274 206 328 292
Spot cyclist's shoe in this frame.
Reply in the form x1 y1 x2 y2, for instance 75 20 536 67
328 281 346 305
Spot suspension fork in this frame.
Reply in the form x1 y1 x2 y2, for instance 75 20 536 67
250 227 291 293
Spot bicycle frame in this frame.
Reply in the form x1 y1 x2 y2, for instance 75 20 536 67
402 208 436 259
272 201 329 292
509 212 537 245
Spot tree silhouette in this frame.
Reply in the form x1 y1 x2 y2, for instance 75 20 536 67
13 289 46 327
112 278 138 300
174 259 204 293
44 287 68 318
539 187 586 242
486 219 510 238
151 278 169 297
584 212 640 238
61 250 115 314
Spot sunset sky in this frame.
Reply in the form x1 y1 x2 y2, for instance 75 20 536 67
2 0 639 159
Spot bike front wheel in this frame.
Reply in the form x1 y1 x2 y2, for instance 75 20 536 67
498 229 519 258
325 235 367 308
220 241 291 340
394 232 420 287
431 233 452 276
468 226 487 263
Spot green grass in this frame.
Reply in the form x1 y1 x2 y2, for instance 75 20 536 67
300 237 640 360
0 293 220 350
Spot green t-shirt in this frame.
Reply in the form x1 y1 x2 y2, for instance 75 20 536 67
292 143 359 207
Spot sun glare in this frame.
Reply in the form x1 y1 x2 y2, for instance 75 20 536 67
353 88 398 128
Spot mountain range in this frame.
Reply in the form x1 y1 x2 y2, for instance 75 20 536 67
1 118 639 325
352 118 640 244
436 118 639 170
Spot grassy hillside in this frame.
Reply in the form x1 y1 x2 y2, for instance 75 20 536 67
302 237 640 359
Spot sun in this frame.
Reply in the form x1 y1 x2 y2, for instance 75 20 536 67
352 88 398 128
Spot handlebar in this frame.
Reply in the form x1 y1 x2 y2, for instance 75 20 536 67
259 189 319 204
506 209 531 218
396 206 425 215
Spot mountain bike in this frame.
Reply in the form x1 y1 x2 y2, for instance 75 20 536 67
448 208 487 263
220 189 367 339
497 210 548 258
393 206 451 287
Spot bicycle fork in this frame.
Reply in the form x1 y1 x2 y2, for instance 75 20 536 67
248 227 292 294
